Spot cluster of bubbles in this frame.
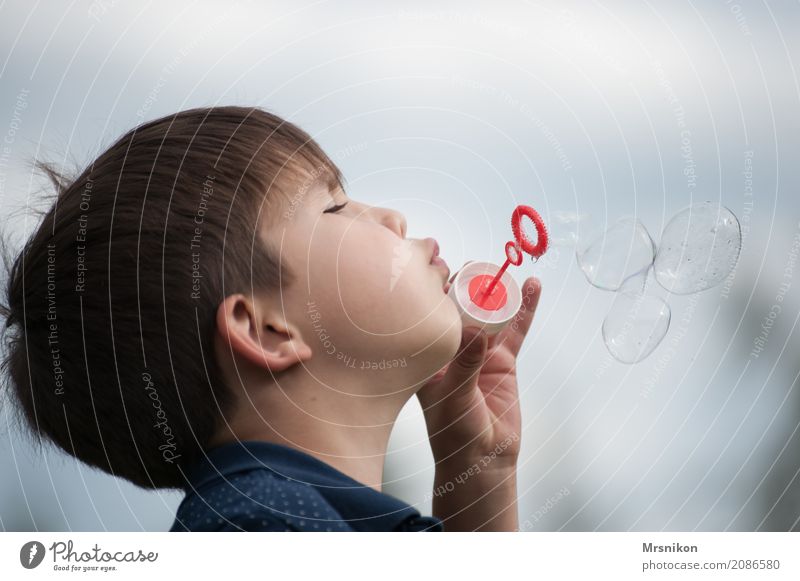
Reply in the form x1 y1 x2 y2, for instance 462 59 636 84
569 202 742 364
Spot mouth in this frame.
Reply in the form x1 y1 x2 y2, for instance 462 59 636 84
426 237 451 289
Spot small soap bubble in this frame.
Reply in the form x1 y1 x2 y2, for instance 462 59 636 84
576 216 656 291
548 211 589 247
602 273 672 364
654 202 742 294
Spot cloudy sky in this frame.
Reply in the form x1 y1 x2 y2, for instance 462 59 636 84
1 0 799 531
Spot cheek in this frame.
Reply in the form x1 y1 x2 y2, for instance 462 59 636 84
350 248 460 348
306 227 448 334
311 229 402 331
295 221 461 371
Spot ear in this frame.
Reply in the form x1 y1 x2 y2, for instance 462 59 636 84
215 294 312 373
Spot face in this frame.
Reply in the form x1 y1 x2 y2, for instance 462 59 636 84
264 178 463 391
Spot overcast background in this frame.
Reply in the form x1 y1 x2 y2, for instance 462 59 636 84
1 0 799 531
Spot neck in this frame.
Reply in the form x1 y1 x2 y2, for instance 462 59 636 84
211 362 423 492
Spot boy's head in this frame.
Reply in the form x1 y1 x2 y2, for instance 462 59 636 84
0 106 461 489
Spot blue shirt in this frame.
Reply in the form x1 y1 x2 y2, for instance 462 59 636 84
169 440 444 532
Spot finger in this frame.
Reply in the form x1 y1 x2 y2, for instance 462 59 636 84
502 277 542 356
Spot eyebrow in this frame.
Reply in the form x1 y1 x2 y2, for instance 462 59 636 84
326 181 348 202
309 183 347 212
326 172 343 193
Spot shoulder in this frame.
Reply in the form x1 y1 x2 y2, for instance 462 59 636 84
171 468 352 532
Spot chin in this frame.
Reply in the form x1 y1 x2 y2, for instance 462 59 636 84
441 317 464 359
420 310 463 372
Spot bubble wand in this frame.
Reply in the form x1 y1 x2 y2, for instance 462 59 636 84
472 205 549 308
447 204 549 334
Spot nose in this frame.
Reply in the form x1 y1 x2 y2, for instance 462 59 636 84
379 207 407 239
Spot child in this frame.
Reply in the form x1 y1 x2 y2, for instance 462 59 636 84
0 106 541 531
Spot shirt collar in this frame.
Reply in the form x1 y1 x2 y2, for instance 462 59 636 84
183 440 442 532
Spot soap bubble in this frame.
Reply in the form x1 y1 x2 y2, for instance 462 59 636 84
654 202 742 294
548 211 589 247
576 216 656 291
552 202 741 364
602 273 672 364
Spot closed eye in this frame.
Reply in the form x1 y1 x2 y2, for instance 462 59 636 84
323 202 348 214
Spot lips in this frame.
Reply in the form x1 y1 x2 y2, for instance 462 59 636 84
427 237 440 261
426 237 450 289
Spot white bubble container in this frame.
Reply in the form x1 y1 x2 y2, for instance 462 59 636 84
447 261 522 336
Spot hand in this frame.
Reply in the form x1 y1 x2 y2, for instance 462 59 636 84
417 274 542 469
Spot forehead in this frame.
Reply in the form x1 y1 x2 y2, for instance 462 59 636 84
303 174 346 200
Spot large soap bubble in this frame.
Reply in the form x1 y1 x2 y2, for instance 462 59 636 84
654 202 742 294
602 274 672 364
576 216 656 291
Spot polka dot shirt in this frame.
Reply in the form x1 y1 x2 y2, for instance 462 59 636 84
169 440 443 532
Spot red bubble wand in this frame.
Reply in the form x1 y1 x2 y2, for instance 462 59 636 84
469 205 549 310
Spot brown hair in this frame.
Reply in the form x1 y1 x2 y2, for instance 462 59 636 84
0 106 343 489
